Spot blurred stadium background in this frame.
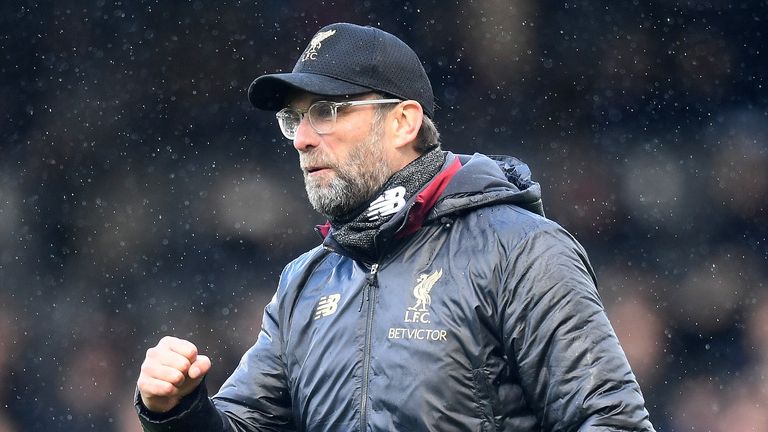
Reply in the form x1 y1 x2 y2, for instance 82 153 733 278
1 1 766 430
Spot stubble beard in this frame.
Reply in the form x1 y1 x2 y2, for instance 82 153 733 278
302 124 392 219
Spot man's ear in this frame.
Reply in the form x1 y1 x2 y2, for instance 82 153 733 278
388 100 424 150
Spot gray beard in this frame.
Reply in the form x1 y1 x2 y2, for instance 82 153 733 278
303 128 392 218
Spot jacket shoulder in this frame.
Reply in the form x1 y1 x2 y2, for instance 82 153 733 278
462 202 570 245
274 245 333 301
455 203 593 281
281 244 328 279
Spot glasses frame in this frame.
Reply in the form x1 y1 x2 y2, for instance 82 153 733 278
276 98 402 140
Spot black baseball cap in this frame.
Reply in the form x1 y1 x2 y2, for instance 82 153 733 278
248 23 435 118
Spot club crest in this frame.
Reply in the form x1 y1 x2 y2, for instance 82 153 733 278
302 29 336 61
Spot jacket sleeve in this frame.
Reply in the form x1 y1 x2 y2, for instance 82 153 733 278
211 292 295 431
501 226 655 431
135 292 295 431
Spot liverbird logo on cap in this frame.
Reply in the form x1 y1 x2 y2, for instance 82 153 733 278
301 29 337 61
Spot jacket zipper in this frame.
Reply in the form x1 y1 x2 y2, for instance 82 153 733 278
360 263 379 431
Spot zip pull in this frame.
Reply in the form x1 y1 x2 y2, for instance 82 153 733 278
368 263 379 282
358 263 379 312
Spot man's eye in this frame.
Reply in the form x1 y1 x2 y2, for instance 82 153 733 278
312 104 335 119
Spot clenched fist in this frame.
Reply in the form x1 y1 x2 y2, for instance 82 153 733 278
137 336 212 413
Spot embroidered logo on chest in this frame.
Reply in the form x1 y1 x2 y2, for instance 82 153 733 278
405 269 442 323
314 293 341 319
387 269 448 342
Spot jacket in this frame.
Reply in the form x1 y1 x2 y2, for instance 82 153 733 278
137 152 655 431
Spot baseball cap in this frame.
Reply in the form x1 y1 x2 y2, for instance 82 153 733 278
248 23 435 118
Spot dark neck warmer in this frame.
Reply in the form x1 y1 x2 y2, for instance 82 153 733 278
329 147 446 262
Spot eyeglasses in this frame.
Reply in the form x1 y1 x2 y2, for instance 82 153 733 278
276 98 402 140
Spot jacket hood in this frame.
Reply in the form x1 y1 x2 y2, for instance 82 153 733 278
431 152 544 219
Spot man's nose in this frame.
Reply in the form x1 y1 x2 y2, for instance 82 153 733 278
292 116 319 152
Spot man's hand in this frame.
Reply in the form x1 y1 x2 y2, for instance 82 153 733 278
137 336 212 413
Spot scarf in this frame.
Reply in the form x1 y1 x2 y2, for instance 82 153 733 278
329 147 446 262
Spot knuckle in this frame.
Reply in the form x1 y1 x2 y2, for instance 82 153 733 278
150 380 174 396
168 370 186 386
179 340 197 357
176 358 192 374
177 347 197 362
136 376 149 390
159 381 177 395
159 335 176 345
140 360 157 375
149 381 170 396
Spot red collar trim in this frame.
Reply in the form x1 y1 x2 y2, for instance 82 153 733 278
396 157 462 238
315 221 331 238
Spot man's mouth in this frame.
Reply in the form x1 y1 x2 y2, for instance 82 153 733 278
304 166 331 175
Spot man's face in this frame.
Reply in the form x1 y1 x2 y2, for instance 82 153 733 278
289 93 394 218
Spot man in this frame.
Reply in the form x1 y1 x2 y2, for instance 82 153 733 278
135 22 655 431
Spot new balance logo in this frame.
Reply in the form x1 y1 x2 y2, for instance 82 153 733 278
367 186 406 221
314 294 341 319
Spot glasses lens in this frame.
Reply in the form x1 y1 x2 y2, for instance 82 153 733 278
308 101 337 134
276 109 301 139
